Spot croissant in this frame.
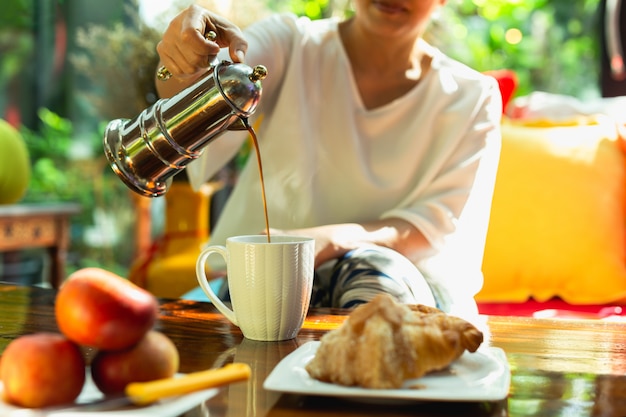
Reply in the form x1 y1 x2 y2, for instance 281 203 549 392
305 293 483 389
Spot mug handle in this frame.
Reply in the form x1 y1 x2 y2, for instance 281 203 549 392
196 246 238 326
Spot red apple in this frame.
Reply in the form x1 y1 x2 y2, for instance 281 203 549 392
91 330 179 394
56 267 158 350
0 333 85 408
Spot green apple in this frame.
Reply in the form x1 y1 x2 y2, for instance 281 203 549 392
0 119 30 204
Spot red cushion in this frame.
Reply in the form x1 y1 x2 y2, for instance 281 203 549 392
478 299 625 319
484 69 517 114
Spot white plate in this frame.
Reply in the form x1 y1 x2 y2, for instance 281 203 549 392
0 371 218 417
263 341 510 402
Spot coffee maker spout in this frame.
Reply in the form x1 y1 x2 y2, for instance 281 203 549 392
227 117 251 131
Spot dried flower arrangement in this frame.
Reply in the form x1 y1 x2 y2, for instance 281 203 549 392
71 1 161 120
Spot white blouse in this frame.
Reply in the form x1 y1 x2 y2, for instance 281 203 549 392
187 13 502 319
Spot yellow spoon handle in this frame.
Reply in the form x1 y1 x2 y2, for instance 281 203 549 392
125 363 251 406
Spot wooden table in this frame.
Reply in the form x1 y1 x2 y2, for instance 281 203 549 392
0 203 80 289
1 282 626 417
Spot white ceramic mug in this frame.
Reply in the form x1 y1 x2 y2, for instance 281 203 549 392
196 235 315 341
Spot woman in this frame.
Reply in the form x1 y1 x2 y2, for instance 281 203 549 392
154 1 502 319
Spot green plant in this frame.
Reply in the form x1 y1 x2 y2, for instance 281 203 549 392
20 108 134 276
0 0 36 120
438 0 601 98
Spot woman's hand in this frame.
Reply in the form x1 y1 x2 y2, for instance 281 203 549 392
155 5 248 96
265 226 351 269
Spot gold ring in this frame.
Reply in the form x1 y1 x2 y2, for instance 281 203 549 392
206 30 217 41
157 65 172 81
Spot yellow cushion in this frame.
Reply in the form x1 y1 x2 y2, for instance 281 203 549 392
478 117 626 304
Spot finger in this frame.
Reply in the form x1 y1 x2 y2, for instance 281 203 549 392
156 41 185 75
157 31 213 76
175 38 210 72
177 29 220 70
217 28 247 62
214 29 247 63
204 16 248 62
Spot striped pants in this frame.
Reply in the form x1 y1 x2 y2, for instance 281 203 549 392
311 246 448 311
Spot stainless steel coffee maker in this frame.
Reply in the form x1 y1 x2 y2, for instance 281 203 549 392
103 61 267 197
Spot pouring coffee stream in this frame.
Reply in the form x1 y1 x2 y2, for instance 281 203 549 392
103 59 271 241
244 118 272 243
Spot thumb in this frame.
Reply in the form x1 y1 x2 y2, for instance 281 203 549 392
229 39 247 63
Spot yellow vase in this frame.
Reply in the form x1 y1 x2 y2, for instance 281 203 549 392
129 181 221 298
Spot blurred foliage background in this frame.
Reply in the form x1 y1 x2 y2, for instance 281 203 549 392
0 0 606 280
